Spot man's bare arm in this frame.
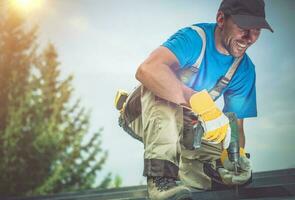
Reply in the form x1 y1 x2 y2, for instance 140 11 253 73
237 119 245 148
135 46 195 105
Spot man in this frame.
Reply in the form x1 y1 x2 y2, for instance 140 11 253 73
121 0 273 199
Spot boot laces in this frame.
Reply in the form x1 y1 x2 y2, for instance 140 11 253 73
153 177 177 191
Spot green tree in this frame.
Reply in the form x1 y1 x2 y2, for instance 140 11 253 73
113 175 123 188
0 8 112 196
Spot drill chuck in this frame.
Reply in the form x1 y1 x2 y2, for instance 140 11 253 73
227 140 240 164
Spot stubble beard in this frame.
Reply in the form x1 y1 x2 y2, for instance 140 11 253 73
223 36 247 58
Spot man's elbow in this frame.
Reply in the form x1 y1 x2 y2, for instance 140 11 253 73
135 63 149 83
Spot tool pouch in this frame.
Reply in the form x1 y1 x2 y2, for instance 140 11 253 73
182 121 204 150
115 85 143 141
123 85 142 124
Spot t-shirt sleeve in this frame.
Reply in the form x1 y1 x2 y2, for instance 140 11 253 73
162 27 203 68
222 58 257 119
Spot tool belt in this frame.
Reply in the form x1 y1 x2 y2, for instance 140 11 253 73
122 86 141 124
115 85 143 141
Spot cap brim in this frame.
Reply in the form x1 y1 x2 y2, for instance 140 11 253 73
231 15 274 33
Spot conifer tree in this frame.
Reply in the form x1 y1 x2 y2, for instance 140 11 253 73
0 7 113 197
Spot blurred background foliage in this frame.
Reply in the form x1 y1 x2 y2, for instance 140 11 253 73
0 6 121 197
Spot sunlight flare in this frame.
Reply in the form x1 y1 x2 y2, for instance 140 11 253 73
11 0 44 12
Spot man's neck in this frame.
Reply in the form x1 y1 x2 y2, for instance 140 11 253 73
215 27 230 55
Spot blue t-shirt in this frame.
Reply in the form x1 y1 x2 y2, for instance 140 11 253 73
162 23 257 119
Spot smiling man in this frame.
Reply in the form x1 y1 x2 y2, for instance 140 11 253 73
118 0 273 199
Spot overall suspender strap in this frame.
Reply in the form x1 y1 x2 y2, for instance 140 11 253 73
209 56 243 100
177 26 206 87
190 26 206 73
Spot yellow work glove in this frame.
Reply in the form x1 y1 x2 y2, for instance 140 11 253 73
218 148 252 185
189 90 231 149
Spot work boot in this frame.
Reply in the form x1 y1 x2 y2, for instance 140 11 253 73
147 176 192 200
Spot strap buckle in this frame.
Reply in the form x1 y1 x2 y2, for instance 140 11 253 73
209 76 230 100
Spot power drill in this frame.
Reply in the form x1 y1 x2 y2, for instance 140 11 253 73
226 112 240 196
193 112 240 192
193 112 240 195
226 112 240 170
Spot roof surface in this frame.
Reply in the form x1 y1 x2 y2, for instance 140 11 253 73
4 168 295 200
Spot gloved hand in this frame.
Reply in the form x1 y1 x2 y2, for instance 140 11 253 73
218 148 252 185
189 90 231 148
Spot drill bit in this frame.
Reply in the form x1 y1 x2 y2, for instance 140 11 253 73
234 163 239 198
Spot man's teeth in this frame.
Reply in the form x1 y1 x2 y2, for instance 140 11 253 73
237 42 246 48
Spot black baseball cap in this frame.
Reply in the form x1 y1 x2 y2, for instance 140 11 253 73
219 0 273 32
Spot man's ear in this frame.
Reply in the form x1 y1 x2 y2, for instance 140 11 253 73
216 11 225 29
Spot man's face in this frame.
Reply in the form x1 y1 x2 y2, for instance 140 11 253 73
220 16 261 57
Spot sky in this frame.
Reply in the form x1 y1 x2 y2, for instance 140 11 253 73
6 0 295 186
